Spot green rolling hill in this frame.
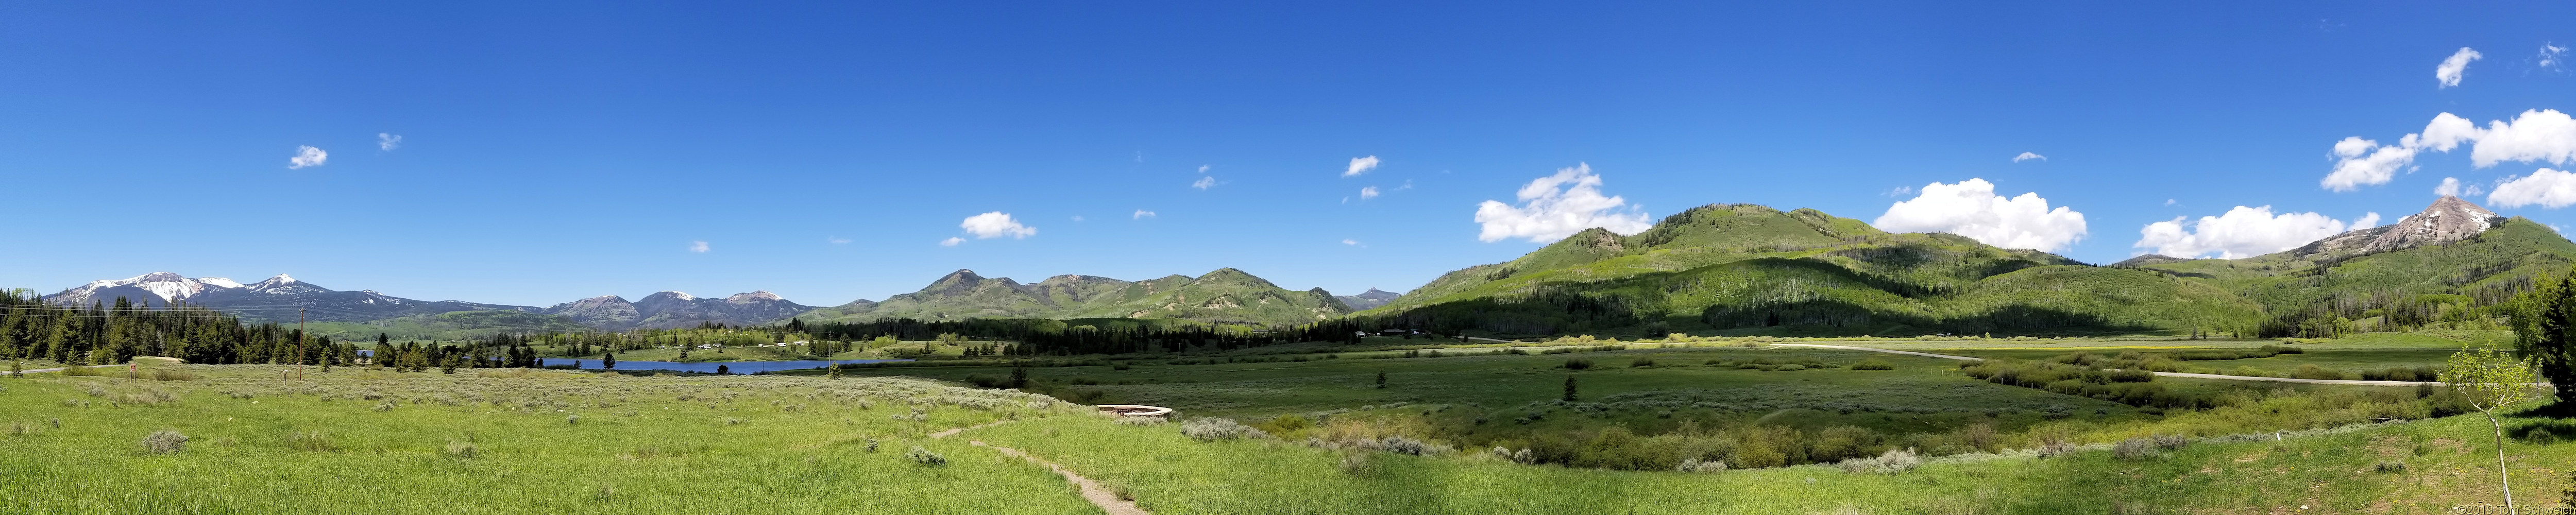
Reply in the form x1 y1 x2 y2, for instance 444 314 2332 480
1366 197 2576 339
794 268 1352 326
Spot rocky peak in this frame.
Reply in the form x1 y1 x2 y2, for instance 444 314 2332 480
726 291 784 303
2360 196 2503 254
2286 196 2504 260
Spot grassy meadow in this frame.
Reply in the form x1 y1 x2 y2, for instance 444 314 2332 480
4 331 2570 514
0 363 1097 515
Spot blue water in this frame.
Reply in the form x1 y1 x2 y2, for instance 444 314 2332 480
537 358 912 374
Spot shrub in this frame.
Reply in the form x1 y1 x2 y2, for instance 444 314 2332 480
1850 359 1895 371
2151 434 2190 450
2292 365 2347 381
2375 460 2406 473
2112 437 2157 460
1676 458 1729 473
150 369 197 381
1562 358 1592 370
141 430 188 454
1836 448 1920 474
1774 364 1806 371
1179 418 1270 441
906 446 946 466
444 441 477 458
1629 357 1656 368
566 414 581 425
1112 416 1168 425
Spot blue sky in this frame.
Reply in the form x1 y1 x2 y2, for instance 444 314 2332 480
6 1 2575 307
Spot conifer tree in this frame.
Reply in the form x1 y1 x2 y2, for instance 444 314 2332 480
1563 375 1579 402
603 351 617 370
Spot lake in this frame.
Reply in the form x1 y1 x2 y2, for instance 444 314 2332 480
536 358 913 374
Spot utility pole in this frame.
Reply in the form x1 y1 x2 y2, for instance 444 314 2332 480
296 308 307 381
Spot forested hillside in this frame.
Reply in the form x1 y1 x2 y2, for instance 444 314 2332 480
1360 203 2264 337
796 268 1351 326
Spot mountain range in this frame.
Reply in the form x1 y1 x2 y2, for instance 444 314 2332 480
41 267 1385 333
1355 196 2563 338
39 196 2556 339
790 268 1357 325
42 273 814 331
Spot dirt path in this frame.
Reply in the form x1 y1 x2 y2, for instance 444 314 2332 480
932 420 1150 515
6 364 122 376
1767 343 2553 387
972 439 1150 515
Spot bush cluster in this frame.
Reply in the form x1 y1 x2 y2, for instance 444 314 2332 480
1962 359 2207 409
1179 418 1270 441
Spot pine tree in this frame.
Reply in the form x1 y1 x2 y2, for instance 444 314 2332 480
1376 370 1388 389
602 352 617 370
1563 375 1579 402
717 364 730 375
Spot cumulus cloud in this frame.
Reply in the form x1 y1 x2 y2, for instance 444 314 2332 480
1133 210 1156 219
2320 110 2576 191
959 212 1037 239
2434 177 2486 197
1359 186 1380 199
2012 152 2046 162
1197 164 1210 174
2321 137 2416 191
939 237 963 247
2134 206 2362 259
288 146 328 169
1344 156 1380 177
689 241 710 253
378 133 402 151
1873 178 2088 252
1192 176 1216 190
1473 163 1652 243
2437 47 2482 88
2489 168 2576 209
2353 212 2383 228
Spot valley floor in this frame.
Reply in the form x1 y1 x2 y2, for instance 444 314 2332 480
3 332 2568 514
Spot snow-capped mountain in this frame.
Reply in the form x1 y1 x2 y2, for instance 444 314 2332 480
43 272 544 322
542 290 813 330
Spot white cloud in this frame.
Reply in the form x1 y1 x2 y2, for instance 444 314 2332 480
2436 47 2482 88
1132 210 1156 219
2133 206 2359 259
1873 178 2088 251
1359 186 1380 199
688 241 710 253
1071 215 1084 222
287 146 328 169
827 236 851 244
2543 43 2569 73
377 133 402 151
1197 165 1210 174
1342 239 1359 246
1344 156 1380 177
1192 176 1216 190
2436 177 2463 196
1884 185 1915 197
1473 163 1652 243
2488 168 2576 209
2164 199 2177 206
2460 110 2576 166
939 237 964 247
2012 152 2046 162
2321 137 2416 191
2320 110 2576 191
959 212 1037 239
2353 212 2382 228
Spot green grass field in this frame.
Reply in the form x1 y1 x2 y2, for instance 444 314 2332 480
0 364 1098 515
6 331 2569 514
